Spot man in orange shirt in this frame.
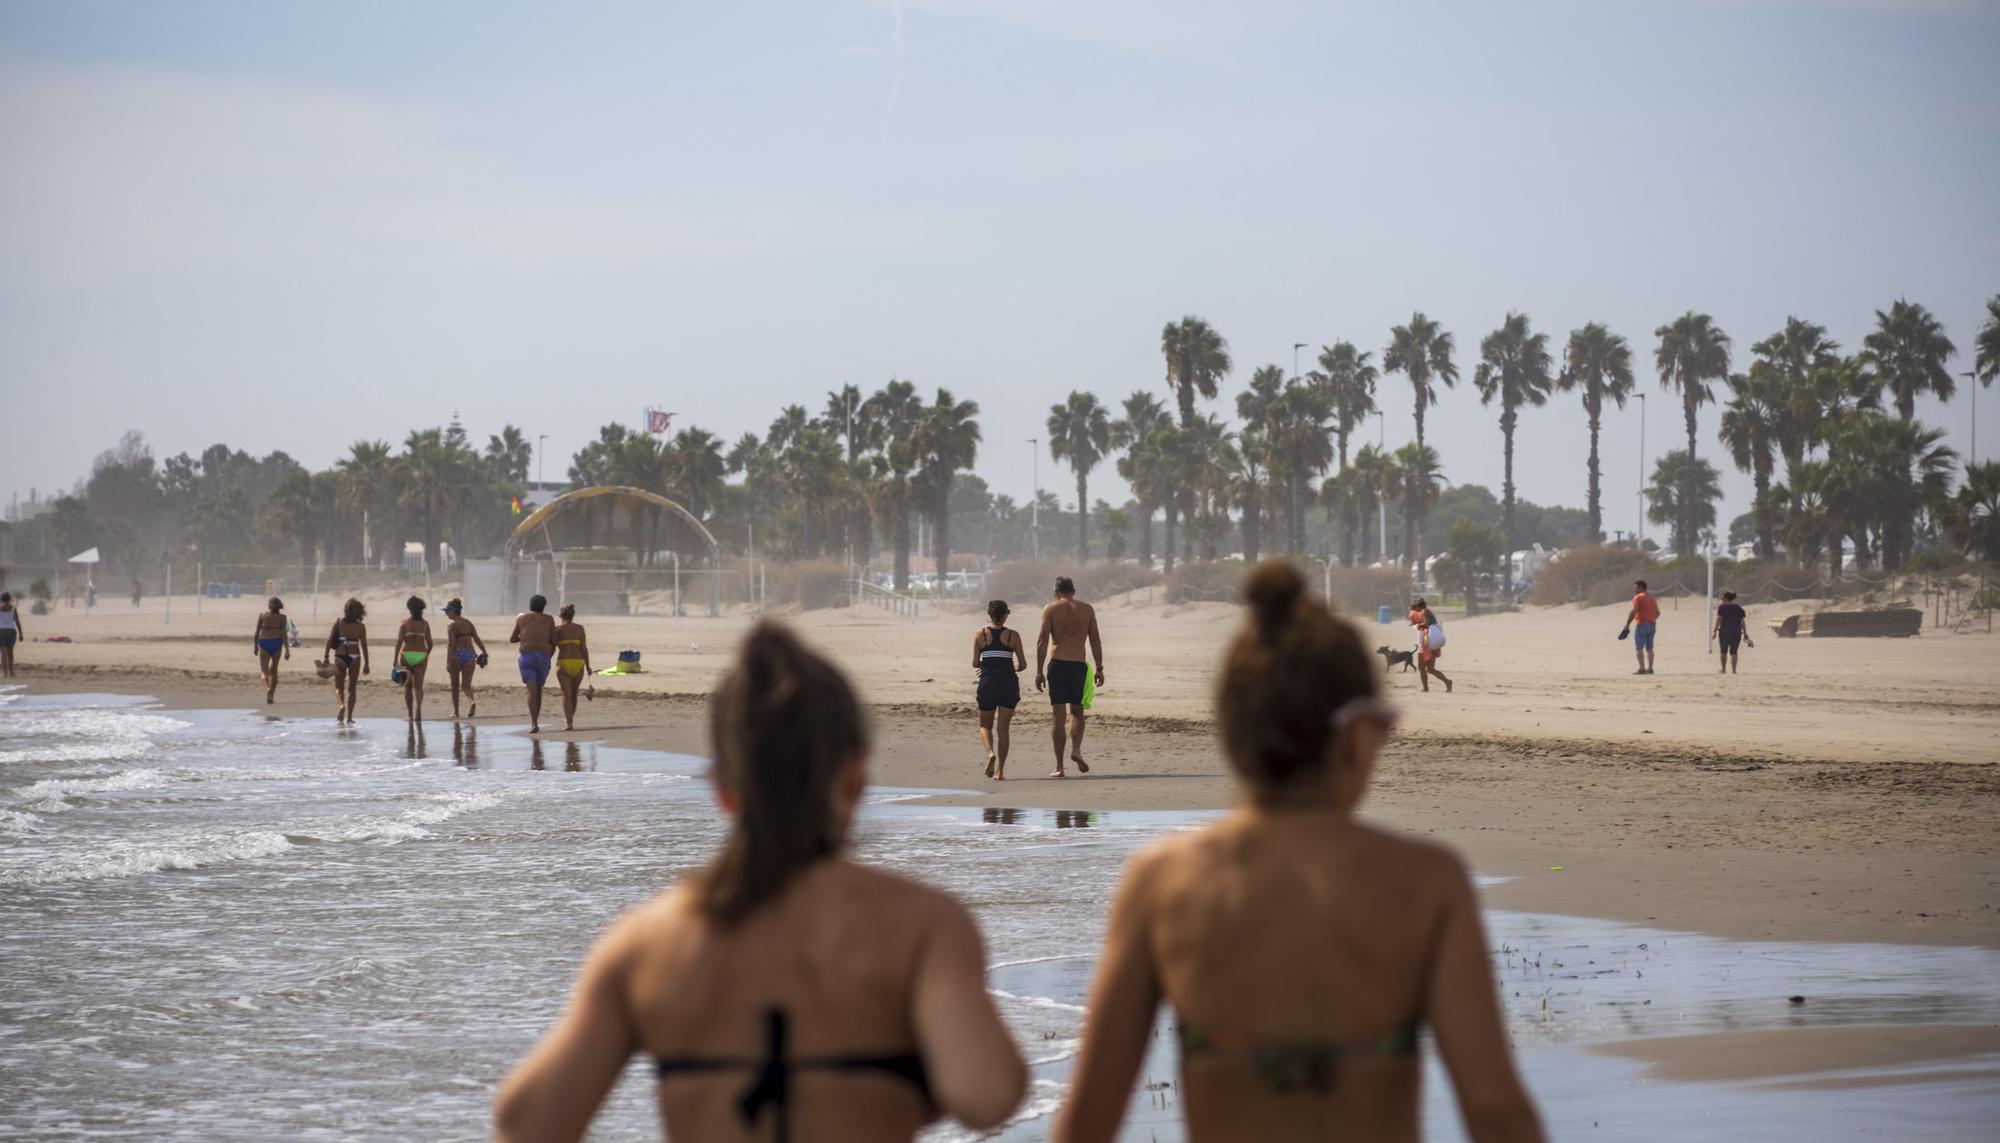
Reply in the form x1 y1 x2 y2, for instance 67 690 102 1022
1621 579 1660 674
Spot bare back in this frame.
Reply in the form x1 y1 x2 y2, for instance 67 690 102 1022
1039 598 1100 664
628 862 960 1140
512 610 557 654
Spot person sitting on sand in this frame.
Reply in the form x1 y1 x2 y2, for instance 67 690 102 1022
1409 596 1453 694
510 594 557 734
1713 590 1747 675
392 595 433 724
493 622 1027 1142
1035 576 1104 778
973 599 1027 780
1053 561 1543 1143
1622 579 1660 675
253 597 289 704
0 591 23 679
552 603 593 732
322 598 369 724
441 599 487 720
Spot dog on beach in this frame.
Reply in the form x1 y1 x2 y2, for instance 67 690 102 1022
1377 645 1415 673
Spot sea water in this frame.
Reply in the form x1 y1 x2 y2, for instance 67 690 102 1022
2 690 1997 1140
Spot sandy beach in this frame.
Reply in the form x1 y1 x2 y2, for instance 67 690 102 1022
15 585 1998 955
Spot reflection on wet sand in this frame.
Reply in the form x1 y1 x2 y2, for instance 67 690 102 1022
527 737 589 772
980 807 1097 829
403 723 427 760
452 722 479 769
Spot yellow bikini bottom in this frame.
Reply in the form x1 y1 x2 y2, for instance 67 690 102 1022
558 658 586 678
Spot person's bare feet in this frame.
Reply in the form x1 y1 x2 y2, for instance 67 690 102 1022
1444 677 1453 693
1049 769 1066 778
1071 755 1090 773
985 756 996 779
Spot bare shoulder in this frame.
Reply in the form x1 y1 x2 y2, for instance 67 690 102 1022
1352 822 1474 893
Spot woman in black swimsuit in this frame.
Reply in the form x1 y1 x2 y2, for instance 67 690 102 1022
320 598 369 725
495 621 1025 1142
1054 562 1541 1142
972 599 1027 780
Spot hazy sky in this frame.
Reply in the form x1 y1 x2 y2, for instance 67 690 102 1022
3 0 1996 543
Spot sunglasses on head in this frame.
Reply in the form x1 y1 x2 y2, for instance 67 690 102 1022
1331 697 1401 736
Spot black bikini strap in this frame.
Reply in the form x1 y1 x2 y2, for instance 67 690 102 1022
739 1008 791 1142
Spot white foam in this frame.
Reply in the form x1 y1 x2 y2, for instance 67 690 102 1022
15 768 170 800
1 829 295 885
987 988 1088 1015
292 791 504 845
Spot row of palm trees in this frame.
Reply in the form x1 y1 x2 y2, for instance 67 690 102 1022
1011 296 1997 586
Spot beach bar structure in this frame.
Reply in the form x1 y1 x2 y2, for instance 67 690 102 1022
462 486 721 617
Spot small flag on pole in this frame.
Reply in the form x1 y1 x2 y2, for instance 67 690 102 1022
645 407 676 435
510 495 523 515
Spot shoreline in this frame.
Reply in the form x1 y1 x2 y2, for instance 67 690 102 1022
12 660 1998 951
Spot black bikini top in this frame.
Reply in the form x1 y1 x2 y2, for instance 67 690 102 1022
654 1008 932 1143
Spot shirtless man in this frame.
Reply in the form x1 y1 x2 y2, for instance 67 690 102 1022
1035 576 1104 779
510 594 557 733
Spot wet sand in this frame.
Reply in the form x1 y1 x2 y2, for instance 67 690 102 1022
12 586 2000 954
1597 1023 2000 1085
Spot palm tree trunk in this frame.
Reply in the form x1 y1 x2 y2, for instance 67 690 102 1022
1753 469 1774 559
1414 400 1426 450
1501 416 1516 602
1076 472 1089 564
1586 411 1603 541
1137 500 1154 568
932 485 950 586
892 500 911 592
1162 500 1178 573
1401 488 1416 569
1243 491 1261 564
1684 397 1700 559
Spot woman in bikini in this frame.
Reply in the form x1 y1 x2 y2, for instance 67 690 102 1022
552 603 592 732
972 599 1027 780
252 597 289 704
1054 562 1540 1143
494 622 1026 1141
441 599 488 720
321 598 369 725
392 595 434 724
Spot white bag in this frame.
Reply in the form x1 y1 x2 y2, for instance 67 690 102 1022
1422 623 1446 652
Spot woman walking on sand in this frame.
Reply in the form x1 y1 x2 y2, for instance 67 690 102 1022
322 599 369 724
973 599 1027 780
392 596 434 723
1054 562 1540 1143
494 622 1026 1141
253 597 289 704
552 603 593 732
1409 596 1453 693
441 599 487 719
0 591 23 678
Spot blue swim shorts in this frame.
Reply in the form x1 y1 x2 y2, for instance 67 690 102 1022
519 650 552 686
1633 622 1656 651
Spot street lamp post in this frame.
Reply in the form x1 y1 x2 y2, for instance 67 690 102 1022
1963 370 1979 466
1031 440 1044 561
1373 410 1387 563
1634 394 1647 548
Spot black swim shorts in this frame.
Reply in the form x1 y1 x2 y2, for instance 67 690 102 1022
1046 659 1087 707
977 669 1020 712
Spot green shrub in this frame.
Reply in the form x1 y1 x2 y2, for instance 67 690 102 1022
1529 545 1652 606
984 559 1161 606
1165 560 1247 604
1323 564 1412 617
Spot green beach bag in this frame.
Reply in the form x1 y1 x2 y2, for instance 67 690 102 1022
1082 669 1095 711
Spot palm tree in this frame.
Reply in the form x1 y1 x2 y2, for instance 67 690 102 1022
1943 461 2000 562
1234 426 1272 563
265 468 332 572
1102 507 1133 562
1392 442 1444 572
665 427 727 523
1180 414 1237 561
1555 322 1635 541
336 440 397 567
1474 312 1554 599
1235 366 1285 550
1311 342 1379 470
822 384 866 463
484 426 534 487
862 380 925 589
1774 460 1838 577
1266 381 1334 556
399 429 459 573
1160 316 1232 429
1821 412 1955 570
1977 296 2000 388
1749 318 1843 536
1347 444 1394 564
1644 450 1723 557
1047 391 1112 563
1862 299 1957 422
913 389 981 582
1654 311 1732 554
1719 371 1781 558
1112 392 1172 568
780 428 843 557
1383 313 1458 449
